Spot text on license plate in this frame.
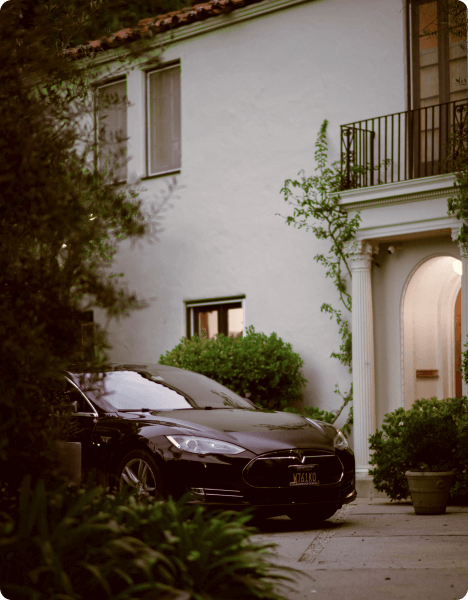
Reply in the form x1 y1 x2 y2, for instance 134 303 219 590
289 466 319 486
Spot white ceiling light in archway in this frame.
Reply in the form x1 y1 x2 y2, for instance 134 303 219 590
453 259 463 276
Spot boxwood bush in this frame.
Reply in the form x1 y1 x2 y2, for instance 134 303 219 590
159 326 307 410
0 475 294 600
369 397 468 502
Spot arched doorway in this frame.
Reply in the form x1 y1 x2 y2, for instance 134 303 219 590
402 255 462 409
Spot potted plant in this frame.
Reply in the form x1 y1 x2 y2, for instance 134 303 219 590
400 403 457 515
47 406 83 486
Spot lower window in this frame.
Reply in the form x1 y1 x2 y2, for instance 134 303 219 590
185 296 245 339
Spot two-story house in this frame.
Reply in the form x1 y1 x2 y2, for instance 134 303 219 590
72 0 468 496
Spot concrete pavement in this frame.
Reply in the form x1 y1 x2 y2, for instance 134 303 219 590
251 498 468 600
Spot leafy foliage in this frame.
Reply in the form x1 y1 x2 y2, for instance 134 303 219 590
159 326 307 410
369 397 468 502
280 121 361 313
0 476 294 600
278 121 364 433
0 1 176 491
13 0 192 48
279 121 393 435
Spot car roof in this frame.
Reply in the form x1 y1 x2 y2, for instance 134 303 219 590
68 362 184 374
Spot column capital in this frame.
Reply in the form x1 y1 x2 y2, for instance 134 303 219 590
345 240 378 271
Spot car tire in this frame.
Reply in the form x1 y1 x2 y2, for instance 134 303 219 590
286 505 339 525
116 449 165 500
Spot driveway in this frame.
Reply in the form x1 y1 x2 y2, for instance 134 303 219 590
250 498 468 600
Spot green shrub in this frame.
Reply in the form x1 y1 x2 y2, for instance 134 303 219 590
0 475 294 600
369 397 468 502
159 326 307 410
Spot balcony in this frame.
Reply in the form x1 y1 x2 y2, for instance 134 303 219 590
340 99 468 191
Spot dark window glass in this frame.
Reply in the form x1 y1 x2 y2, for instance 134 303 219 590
74 369 253 411
82 371 190 411
145 369 253 410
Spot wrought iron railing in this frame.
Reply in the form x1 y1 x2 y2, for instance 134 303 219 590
340 99 468 190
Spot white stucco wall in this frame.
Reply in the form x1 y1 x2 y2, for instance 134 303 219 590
95 0 409 420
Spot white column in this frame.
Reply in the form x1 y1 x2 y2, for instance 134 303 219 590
452 227 468 397
347 240 377 477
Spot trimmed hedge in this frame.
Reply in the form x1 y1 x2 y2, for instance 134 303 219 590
159 326 307 410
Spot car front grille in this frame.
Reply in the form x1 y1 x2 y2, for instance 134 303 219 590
243 449 343 488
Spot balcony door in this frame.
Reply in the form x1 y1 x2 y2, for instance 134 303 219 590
410 0 467 177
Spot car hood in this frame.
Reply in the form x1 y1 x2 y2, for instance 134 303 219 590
129 408 336 455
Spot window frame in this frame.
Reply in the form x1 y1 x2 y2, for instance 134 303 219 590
185 295 246 340
64 377 99 417
95 77 128 183
409 0 467 109
146 63 182 178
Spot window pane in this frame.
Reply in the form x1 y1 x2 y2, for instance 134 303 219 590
228 308 243 338
98 81 127 181
419 1 439 106
149 66 181 174
198 310 218 339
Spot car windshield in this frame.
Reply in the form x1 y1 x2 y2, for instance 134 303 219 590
82 371 192 411
143 369 254 410
76 368 254 411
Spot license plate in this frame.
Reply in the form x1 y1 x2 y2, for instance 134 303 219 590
289 465 319 486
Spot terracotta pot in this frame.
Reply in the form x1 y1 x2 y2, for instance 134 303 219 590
405 470 454 515
55 441 82 486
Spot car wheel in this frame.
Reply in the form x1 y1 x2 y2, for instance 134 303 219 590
286 505 339 525
116 449 164 499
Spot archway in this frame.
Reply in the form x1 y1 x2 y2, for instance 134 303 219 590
402 255 462 409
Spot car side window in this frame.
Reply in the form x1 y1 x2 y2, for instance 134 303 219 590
48 378 96 414
65 385 95 414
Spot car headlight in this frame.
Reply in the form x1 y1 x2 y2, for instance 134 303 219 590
333 430 348 450
166 435 246 455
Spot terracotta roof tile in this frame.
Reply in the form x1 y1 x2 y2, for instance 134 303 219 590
66 0 266 57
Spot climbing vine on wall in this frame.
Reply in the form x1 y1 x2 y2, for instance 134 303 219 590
278 120 362 435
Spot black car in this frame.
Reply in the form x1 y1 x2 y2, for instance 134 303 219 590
60 363 356 522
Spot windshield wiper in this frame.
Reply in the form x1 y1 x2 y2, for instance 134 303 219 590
119 408 154 412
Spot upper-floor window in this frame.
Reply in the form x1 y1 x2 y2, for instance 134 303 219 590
97 80 127 181
411 0 467 109
147 65 181 176
185 296 245 340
